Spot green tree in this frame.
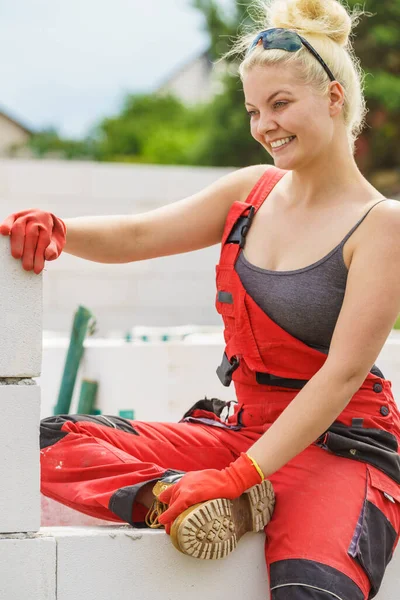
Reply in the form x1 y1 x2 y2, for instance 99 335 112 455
28 128 93 160
191 0 400 176
91 93 207 165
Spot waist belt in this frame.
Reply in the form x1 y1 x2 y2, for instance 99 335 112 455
217 352 308 389
217 352 385 389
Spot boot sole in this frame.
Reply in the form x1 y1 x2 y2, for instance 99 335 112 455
169 479 275 560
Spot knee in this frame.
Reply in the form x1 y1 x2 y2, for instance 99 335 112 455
40 415 70 449
40 413 140 450
269 560 365 600
271 586 338 598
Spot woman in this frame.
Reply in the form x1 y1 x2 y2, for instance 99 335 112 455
2 0 400 598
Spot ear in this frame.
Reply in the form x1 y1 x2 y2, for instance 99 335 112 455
328 81 345 116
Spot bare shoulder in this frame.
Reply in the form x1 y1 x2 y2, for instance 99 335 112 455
234 164 276 203
361 198 400 235
210 163 274 200
352 198 400 261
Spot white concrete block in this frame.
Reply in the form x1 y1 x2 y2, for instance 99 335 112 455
0 535 56 600
78 341 232 422
2 158 90 198
88 162 233 202
0 235 42 377
41 495 112 527
376 335 400 406
51 273 139 310
0 383 41 533
377 548 400 599
42 526 269 600
165 343 234 421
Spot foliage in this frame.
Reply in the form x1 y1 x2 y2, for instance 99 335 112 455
28 0 400 177
90 94 208 165
189 0 400 172
28 128 93 160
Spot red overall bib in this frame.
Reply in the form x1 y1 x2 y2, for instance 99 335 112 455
40 167 400 599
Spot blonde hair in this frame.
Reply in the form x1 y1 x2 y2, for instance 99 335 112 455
224 0 371 155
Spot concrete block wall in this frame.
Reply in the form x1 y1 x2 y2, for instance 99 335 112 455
37 331 400 422
0 159 235 336
0 234 57 600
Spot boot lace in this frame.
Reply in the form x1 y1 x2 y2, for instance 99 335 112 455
145 497 169 528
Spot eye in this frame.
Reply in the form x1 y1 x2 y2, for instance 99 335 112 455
273 101 287 109
247 110 257 117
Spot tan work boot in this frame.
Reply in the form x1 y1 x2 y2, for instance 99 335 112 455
145 477 275 560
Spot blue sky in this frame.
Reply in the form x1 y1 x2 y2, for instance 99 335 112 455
1 0 231 138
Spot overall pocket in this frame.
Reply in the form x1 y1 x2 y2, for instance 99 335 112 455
179 397 244 431
215 265 235 317
316 421 400 484
348 465 400 599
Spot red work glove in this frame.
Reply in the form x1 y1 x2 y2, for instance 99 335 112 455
157 453 263 531
0 209 67 274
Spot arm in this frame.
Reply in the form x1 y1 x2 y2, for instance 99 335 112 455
63 165 270 264
248 200 400 477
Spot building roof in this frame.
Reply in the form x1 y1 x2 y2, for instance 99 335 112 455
0 106 33 135
156 48 213 92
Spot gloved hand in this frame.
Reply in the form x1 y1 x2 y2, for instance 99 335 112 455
157 453 263 530
0 209 67 274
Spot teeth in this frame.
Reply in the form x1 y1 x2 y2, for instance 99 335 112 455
271 136 295 148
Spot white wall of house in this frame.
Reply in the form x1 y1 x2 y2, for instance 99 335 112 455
157 51 229 105
0 114 31 156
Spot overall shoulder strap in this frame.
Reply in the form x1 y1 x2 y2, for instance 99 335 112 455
220 167 288 248
245 166 288 211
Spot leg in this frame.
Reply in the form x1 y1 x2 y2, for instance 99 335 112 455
40 414 260 526
264 444 400 599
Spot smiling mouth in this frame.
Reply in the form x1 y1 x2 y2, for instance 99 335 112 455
270 136 296 151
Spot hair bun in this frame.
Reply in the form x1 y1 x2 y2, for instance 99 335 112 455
266 0 353 47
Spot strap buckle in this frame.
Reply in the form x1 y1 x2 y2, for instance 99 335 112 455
216 352 240 387
226 206 256 248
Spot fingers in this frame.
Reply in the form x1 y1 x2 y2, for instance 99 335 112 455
158 506 177 525
34 228 53 274
158 487 174 504
9 219 28 259
158 493 188 525
2 215 52 274
0 214 16 236
21 221 41 271
44 239 58 261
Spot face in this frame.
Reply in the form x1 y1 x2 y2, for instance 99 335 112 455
243 64 341 170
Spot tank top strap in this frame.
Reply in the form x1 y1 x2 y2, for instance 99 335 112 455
339 198 389 246
245 166 288 211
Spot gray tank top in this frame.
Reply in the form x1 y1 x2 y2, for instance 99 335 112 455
235 198 388 357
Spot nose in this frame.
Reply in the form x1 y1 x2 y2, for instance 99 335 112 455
256 111 276 138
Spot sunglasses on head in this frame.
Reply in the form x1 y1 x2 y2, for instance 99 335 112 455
247 28 336 83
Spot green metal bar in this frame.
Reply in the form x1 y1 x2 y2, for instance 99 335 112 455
119 409 135 420
77 379 99 415
53 305 96 415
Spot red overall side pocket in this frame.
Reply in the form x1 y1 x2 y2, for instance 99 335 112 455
348 465 400 598
215 265 235 317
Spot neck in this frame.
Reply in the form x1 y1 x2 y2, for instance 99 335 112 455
282 137 377 210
